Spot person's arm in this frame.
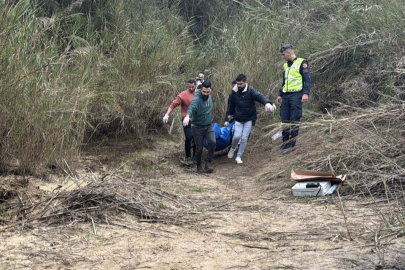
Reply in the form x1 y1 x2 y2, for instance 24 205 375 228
300 60 311 103
183 96 198 127
249 88 276 112
279 70 285 97
165 107 173 116
169 95 182 111
225 94 232 121
277 71 285 104
186 95 199 118
227 93 236 116
163 95 181 123
300 60 311 95
250 88 272 106
165 95 182 117
223 94 232 126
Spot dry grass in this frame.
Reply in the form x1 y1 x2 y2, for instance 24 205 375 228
1 114 405 269
0 172 199 234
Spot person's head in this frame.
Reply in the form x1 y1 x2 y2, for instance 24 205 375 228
198 73 205 81
201 81 211 100
280 44 296 62
235 74 247 91
232 80 237 88
187 78 197 93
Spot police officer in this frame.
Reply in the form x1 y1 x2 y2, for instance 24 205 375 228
277 44 311 153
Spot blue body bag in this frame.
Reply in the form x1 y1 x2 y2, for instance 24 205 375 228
203 122 234 151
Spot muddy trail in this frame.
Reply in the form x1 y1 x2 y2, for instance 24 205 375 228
1 127 404 270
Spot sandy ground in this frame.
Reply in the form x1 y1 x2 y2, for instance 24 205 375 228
1 126 405 270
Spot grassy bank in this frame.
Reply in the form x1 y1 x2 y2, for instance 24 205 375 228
0 0 404 179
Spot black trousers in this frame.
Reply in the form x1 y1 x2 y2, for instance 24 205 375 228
191 124 216 166
280 91 303 144
183 122 196 158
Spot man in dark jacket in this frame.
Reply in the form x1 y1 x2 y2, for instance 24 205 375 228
226 74 276 164
183 81 216 173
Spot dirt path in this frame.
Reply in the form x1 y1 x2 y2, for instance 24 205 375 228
1 130 404 270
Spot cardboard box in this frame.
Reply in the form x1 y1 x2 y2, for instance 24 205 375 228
292 181 332 197
291 169 346 183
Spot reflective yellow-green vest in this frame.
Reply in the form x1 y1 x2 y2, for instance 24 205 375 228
283 57 305 93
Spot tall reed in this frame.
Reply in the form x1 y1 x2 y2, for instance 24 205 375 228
0 1 103 174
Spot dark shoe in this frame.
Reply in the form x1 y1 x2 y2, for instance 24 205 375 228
205 162 214 173
278 142 290 151
186 157 193 165
279 139 296 152
197 165 204 173
191 157 196 164
281 144 295 154
288 139 296 148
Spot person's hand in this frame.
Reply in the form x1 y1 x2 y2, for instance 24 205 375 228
224 121 229 127
265 103 275 112
163 115 169 123
277 96 282 105
301 94 309 103
182 116 190 127
271 104 277 113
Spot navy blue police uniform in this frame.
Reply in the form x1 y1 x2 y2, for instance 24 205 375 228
279 56 311 148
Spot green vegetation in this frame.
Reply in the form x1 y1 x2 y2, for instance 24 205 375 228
0 0 404 179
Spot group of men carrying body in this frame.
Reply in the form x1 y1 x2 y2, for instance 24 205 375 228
163 44 312 173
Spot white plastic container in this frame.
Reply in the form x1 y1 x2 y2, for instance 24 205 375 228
292 181 332 197
271 131 282 141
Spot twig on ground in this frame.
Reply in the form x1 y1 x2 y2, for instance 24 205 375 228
337 188 353 241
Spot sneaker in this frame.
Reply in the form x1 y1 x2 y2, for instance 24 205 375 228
186 157 193 165
228 148 236 158
205 162 214 173
235 156 243 164
191 157 196 164
197 165 204 173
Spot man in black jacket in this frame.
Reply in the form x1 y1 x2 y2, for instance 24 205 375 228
225 74 276 164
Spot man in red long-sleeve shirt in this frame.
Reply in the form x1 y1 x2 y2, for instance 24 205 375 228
163 78 197 165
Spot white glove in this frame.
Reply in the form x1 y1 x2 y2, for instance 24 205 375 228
182 116 190 127
163 115 169 123
224 121 229 127
271 104 277 113
265 103 276 112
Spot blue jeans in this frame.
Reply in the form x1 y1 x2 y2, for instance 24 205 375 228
231 120 252 158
